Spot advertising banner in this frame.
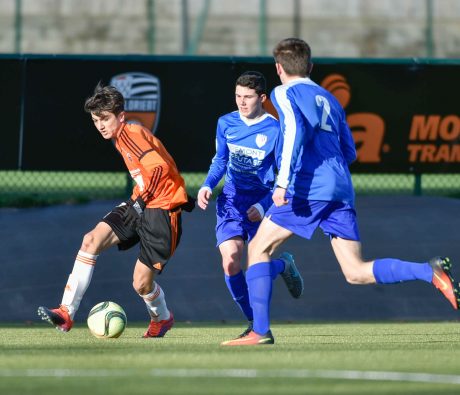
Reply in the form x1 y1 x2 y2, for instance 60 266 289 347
313 62 460 174
0 58 22 169
9 56 460 173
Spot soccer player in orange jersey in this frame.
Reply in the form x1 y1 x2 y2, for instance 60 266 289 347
38 83 194 337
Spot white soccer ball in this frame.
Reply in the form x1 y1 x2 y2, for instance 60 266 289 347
87 301 127 339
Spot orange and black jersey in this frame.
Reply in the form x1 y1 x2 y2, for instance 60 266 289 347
114 123 188 210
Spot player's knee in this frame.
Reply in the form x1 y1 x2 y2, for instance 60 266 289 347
344 273 362 284
132 275 153 295
222 261 241 276
343 269 371 285
221 255 241 275
81 231 98 251
133 279 151 295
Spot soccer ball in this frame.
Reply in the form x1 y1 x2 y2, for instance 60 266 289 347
87 301 127 339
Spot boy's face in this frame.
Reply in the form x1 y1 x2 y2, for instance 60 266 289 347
235 85 266 119
90 111 125 139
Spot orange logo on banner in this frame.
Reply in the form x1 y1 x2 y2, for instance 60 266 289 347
407 115 460 163
110 72 161 134
321 74 386 163
322 74 459 165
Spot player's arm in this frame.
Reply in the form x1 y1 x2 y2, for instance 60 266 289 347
247 178 278 222
198 119 229 210
138 159 166 204
248 126 284 217
272 186 288 207
271 88 305 191
339 115 357 165
246 204 263 222
123 150 167 226
197 187 212 210
247 196 269 222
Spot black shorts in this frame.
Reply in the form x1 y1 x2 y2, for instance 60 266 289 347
102 202 182 273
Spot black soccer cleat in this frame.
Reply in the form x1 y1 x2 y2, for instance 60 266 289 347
236 320 253 339
279 252 304 298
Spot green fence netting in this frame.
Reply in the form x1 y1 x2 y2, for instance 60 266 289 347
0 171 459 208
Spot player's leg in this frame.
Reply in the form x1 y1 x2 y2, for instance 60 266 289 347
331 237 459 309
133 260 174 338
220 238 245 277
215 191 259 337
242 209 302 299
248 217 293 330
222 217 292 346
219 237 254 337
326 203 435 285
330 237 375 284
38 221 120 332
136 208 180 338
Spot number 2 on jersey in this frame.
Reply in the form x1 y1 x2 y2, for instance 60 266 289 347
315 95 332 132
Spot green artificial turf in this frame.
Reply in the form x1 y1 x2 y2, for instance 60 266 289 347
1 321 460 394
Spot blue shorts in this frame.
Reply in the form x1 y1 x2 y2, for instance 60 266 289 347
215 188 270 247
265 197 360 241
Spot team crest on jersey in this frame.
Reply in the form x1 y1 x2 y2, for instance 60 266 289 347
110 72 161 134
255 134 268 148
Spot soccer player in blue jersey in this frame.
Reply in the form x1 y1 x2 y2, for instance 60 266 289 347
197 71 304 339
222 38 459 346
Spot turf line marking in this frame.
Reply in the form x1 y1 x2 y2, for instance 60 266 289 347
1 368 460 384
151 369 460 384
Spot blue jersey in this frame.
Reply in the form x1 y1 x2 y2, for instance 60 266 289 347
271 78 356 205
202 111 281 210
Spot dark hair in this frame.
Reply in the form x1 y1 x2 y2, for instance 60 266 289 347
273 38 312 77
84 82 124 116
235 71 267 95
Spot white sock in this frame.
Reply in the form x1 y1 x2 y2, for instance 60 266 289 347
140 282 170 322
61 250 97 319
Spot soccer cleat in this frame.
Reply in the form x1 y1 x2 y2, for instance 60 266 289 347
221 330 275 346
37 305 74 332
236 320 253 339
224 321 253 342
279 252 304 298
143 311 174 338
230 320 254 339
429 256 459 310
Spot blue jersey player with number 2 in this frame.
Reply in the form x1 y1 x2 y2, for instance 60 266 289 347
197 71 304 340
222 38 460 346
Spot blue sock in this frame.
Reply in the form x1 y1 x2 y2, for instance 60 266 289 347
373 258 433 284
246 262 272 335
270 259 285 279
224 271 253 321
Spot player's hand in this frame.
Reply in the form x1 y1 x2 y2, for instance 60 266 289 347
197 187 212 210
123 197 146 228
247 205 263 222
272 187 289 207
